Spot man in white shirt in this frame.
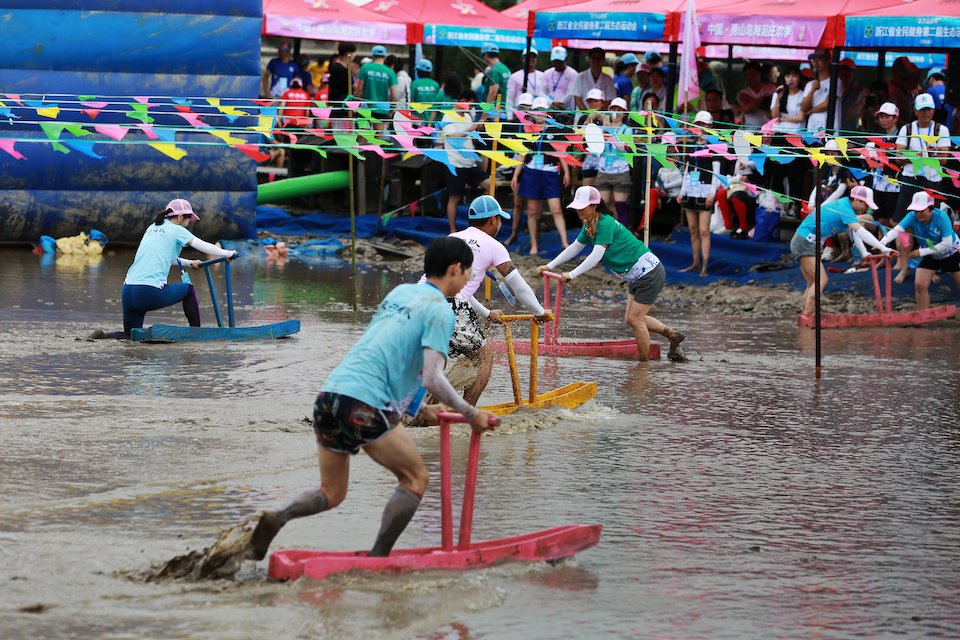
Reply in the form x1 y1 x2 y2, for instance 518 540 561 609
801 49 843 131
506 48 545 115
543 46 578 115
571 47 615 111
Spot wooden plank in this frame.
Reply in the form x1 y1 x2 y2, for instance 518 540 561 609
131 320 300 342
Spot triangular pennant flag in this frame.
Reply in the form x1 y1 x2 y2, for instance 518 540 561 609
749 153 767 175
834 137 849 157
63 139 104 159
50 141 70 154
496 137 531 154
743 133 763 147
148 142 187 160
476 150 523 167
81 109 102 119
207 130 245 146
39 122 66 140
288 144 327 158
0 139 26 160
94 124 127 141
36 106 60 119
64 124 90 137
152 127 177 142
175 112 206 128
332 133 363 158
408 102 431 113
784 134 804 148
359 144 398 159
235 144 272 163
137 124 159 139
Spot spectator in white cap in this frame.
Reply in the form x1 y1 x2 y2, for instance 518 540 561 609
571 47 615 112
892 92 951 282
355 45 397 128
595 97 636 228
878 191 960 308
678 110 723 277
867 101 902 230
579 88 608 186
89 199 238 339
511 96 571 255
544 45 578 116
537 186 687 362
507 47 545 116
790 185 893 316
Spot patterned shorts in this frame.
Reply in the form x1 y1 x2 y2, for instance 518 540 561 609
447 298 486 358
313 392 401 455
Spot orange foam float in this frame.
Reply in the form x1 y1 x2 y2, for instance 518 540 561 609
489 271 660 359
268 412 602 581
798 254 956 329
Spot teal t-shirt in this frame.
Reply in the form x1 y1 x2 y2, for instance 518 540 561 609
322 282 454 414
576 214 650 274
125 220 195 287
482 61 511 102
796 197 858 239
900 208 960 258
357 62 398 115
410 78 440 105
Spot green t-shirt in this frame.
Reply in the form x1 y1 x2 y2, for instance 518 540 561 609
575 214 650 274
482 61 511 102
357 62 398 115
410 78 440 105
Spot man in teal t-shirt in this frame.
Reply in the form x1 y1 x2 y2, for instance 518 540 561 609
480 43 511 111
356 44 398 123
409 59 440 105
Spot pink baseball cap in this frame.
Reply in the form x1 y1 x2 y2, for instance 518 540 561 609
165 198 200 220
849 185 878 210
907 190 936 211
876 102 899 118
567 185 601 210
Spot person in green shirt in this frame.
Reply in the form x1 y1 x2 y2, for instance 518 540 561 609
355 44 397 126
409 59 440 106
479 43 511 120
537 186 687 362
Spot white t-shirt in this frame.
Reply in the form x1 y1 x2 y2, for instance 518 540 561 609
896 120 951 181
802 76 843 131
770 90 804 132
570 69 615 104
441 112 478 169
450 226 511 300
739 83 775 127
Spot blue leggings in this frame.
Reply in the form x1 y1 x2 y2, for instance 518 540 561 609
121 283 200 334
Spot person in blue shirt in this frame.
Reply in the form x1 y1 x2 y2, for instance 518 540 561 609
261 41 299 98
614 53 639 99
879 190 960 309
89 199 237 339
246 237 500 562
790 186 893 316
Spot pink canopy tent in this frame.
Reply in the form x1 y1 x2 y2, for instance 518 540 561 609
501 0 594 22
262 0 417 45
360 0 525 31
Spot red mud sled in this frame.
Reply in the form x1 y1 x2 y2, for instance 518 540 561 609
489 270 660 359
798 254 956 329
268 412 602 581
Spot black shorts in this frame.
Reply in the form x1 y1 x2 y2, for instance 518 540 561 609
445 165 487 197
919 251 960 273
628 262 665 305
681 196 709 211
313 392 401 455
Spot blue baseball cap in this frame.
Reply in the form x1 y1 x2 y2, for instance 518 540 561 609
371 45 387 57
481 43 499 55
415 59 433 73
468 195 511 220
644 50 661 63
621 52 639 66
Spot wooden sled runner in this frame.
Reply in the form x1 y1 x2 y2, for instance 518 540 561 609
489 271 660 359
131 256 300 342
798 254 956 329
269 412 602 581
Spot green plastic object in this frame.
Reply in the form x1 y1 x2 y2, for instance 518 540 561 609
257 170 350 204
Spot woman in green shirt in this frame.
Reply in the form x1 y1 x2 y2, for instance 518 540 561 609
537 186 686 362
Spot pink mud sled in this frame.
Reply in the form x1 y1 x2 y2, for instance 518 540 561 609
798 254 956 329
269 413 602 581
489 270 660 359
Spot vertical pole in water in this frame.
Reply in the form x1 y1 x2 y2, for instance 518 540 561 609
204 265 224 329
458 429 482 550
503 323 524 405
440 417 453 551
529 318 539 403
224 261 235 328
347 64 358 314
814 162 823 378
552 277 563 343
643 126 653 247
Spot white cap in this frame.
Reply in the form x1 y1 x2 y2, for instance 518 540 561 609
516 92 534 107
877 102 899 118
551 46 567 61
914 92 935 110
531 96 551 111
610 97 628 110
693 110 713 125
585 88 604 101
907 190 936 211
824 139 840 152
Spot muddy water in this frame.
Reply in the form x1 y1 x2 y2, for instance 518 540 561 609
2 248 960 639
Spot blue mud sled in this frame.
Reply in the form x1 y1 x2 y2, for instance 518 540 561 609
131 256 300 343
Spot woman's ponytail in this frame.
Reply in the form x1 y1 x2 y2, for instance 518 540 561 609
154 209 172 226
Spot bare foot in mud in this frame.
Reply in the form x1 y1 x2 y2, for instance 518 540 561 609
699 269 709 278
667 332 688 363
679 264 699 273
894 270 910 284
246 511 284 561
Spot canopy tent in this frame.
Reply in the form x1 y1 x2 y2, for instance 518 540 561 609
353 0 549 51
262 0 414 45
840 0 960 50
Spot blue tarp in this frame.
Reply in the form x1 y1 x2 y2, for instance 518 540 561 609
255 206 960 303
